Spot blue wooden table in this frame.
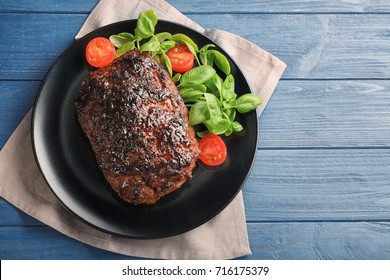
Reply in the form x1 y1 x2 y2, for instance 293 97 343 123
1 0 390 259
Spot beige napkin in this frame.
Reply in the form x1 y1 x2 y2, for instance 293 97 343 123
0 0 286 259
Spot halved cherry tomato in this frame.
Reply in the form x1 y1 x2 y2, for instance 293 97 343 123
198 134 227 166
166 44 194 73
85 37 116 68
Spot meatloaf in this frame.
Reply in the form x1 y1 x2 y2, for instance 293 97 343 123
75 50 199 205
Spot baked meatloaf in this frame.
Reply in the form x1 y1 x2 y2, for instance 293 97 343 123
75 50 199 205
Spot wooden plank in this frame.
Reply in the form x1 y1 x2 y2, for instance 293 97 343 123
0 0 98 13
1 0 390 13
174 0 390 13
260 80 390 148
0 14 86 80
0 81 39 147
1 14 389 80
1 221 390 259
0 199 42 226
0 226 137 260
245 221 390 259
244 149 390 222
188 13 390 80
2 149 390 226
2 80 390 149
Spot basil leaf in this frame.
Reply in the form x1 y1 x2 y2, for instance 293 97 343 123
224 127 233 137
199 44 216 52
204 117 230 135
171 33 199 52
204 74 223 96
225 120 242 136
109 32 134 48
172 73 181 83
199 51 207 65
153 54 162 64
135 10 158 39
161 52 173 76
204 92 222 117
199 44 216 66
180 65 216 87
155 32 172 42
189 101 209 125
223 107 236 122
115 41 135 57
160 40 176 52
234 93 263 113
196 130 209 138
180 89 204 103
232 121 243 132
140 36 160 52
195 84 207 93
221 74 236 102
211 50 230 76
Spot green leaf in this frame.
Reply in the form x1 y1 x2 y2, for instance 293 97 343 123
153 54 162 64
204 117 230 135
199 44 216 52
135 10 158 39
204 73 223 96
189 101 209 125
161 52 173 76
199 51 208 65
140 36 160 52
224 127 233 137
180 65 216 87
223 107 236 122
109 32 134 48
204 92 222 117
194 84 207 93
155 32 172 42
171 33 199 52
180 89 204 103
160 40 176 52
197 130 210 138
234 93 263 113
199 46 215 67
225 120 243 136
232 121 243 132
221 74 236 102
115 41 135 57
172 73 181 83
210 50 231 76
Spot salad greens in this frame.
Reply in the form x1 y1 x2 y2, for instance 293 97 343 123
109 10 262 137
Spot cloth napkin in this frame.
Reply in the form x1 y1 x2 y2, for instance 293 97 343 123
0 0 286 259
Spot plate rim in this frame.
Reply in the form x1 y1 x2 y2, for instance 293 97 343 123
31 19 259 239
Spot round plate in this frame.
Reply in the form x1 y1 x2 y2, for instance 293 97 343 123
32 20 258 238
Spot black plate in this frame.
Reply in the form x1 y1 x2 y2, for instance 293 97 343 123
32 20 258 239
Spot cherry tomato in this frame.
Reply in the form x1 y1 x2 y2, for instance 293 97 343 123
85 37 116 68
198 134 227 166
166 44 194 73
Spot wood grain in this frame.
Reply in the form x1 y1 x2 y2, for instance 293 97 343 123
0 81 38 147
188 14 390 79
1 0 390 13
1 222 390 259
0 14 86 80
246 222 390 260
1 0 390 260
261 80 390 148
1 14 390 80
244 149 390 221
